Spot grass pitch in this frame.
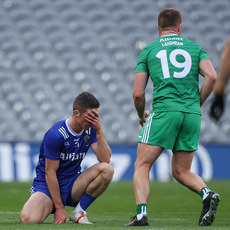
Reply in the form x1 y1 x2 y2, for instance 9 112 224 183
0 180 229 230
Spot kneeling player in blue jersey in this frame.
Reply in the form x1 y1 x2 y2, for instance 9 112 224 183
20 92 114 224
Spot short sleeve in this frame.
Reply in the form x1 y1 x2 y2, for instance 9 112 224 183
90 127 97 145
135 48 149 74
43 131 63 160
199 47 210 62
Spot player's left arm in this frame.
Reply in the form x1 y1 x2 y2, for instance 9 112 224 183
86 110 111 163
199 59 217 106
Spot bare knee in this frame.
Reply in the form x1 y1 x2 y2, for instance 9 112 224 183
172 166 189 183
134 160 143 170
134 159 152 173
172 168 181 182
20 209 27 224
20 209 42 224
20 192 53 224
98 162 114 182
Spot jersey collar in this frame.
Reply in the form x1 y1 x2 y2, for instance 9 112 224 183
161 33 179 37
65 118 84 136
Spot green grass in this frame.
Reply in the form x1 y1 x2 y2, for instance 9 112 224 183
0 180 230 229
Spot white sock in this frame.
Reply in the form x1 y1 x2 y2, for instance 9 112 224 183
137 213 143 221
201 187 211 200
136 206 147 220
74 203 84 212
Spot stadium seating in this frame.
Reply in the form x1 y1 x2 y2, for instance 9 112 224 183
0 0 229 144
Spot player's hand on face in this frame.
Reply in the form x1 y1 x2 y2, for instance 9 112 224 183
210 93 224 121
53 208 67 224
85 110 102 131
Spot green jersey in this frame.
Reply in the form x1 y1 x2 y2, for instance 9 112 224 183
135 34 209 115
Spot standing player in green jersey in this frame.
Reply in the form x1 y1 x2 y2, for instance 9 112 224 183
126 8 220 227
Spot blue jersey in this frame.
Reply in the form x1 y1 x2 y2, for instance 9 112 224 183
34 119 97 182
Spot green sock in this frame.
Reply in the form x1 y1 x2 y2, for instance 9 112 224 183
136 203 147 220
200 187 211 200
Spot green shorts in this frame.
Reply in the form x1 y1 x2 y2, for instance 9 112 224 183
138 111 201 152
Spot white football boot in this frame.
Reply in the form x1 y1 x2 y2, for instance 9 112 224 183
69 210 92 224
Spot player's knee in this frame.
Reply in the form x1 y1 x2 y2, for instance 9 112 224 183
134 160 142 170
172 167 187 182
134 160 151 172
20 209 42 224
172 169 179 181
99 162 114 182
20 209 30 224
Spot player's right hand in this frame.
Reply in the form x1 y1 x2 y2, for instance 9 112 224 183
210 93 224 121
53 207 67 224
139 110 150 127
85 110 102 132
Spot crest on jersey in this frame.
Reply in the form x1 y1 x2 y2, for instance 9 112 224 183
84 135 90 143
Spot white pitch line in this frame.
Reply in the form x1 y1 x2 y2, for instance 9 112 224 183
152 218 187 221
0 211 20 214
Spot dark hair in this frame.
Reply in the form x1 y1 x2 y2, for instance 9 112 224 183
73 92 100 113
158 8 182 30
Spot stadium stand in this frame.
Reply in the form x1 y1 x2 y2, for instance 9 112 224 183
0 0 229 144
